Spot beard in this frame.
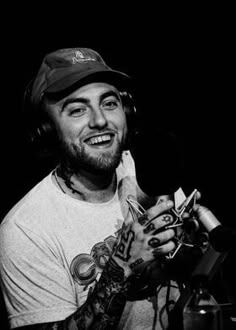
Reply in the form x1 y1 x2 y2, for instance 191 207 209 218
59 138 125 175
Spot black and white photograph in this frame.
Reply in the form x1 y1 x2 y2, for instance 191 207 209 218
0 7 235 329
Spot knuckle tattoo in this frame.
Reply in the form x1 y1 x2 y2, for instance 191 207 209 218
137 213 149 225
143 223 155 234
148 237 160 248
162 214 172 224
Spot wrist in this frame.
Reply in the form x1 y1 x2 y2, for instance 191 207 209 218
110 254 132 278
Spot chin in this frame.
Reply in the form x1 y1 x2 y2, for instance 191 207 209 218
63 140 124 174
86 151 122 174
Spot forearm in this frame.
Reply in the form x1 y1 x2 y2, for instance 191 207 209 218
71 257 128 329
17 258 128 330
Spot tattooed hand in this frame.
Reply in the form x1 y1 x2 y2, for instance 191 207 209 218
112 199 175 278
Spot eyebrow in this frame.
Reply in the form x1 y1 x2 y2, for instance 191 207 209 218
61 90 121 112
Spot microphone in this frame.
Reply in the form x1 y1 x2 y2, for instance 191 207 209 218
195 205 236 252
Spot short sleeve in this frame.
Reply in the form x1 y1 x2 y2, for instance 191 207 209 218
0 221 77 328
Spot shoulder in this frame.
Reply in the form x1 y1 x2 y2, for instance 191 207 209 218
0 172 58 234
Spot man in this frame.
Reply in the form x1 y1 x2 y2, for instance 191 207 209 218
0 47 183 329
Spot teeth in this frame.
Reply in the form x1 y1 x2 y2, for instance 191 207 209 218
87 134 111 145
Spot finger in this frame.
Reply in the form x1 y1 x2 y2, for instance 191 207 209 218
196 190 201 200
143 213 174 234
156 195 172 204
147 200 174 222
137 212 149 225
152 240 176 256
137 200 174 226
192 203 201 212
182 211 190 219
147 237 161 248
147 228 175 248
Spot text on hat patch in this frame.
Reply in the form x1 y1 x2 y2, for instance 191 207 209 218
72 50 96 64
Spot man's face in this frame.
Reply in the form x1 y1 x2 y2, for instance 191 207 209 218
46 82 128 174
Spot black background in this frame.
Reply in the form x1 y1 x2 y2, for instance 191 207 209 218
1 8 234 224
0 5 235 328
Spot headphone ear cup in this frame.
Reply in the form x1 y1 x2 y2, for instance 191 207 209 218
22 80 58 150
31 119 55 145
120 91 138 149
120 91 136 116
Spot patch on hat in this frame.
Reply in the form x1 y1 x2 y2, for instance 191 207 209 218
72 50 96 64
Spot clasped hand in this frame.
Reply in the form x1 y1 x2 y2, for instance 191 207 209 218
112 199 176 278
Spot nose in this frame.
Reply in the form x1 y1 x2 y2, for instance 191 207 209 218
89 108 108 129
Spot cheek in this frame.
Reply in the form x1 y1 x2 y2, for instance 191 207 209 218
115 111 128 135
55 120 83 143
55 124 70 142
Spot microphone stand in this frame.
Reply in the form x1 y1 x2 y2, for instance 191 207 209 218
168 245 235 329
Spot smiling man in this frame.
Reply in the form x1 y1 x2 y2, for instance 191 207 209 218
47 82 128 199
0 48 180 329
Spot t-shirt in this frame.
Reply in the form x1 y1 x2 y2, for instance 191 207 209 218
0 151 179 329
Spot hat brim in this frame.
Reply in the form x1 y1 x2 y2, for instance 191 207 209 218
45 69 132 95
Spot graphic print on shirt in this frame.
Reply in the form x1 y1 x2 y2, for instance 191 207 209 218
70 217 124 292
70 235 117 289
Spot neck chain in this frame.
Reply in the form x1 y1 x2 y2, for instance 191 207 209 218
54 168 67 194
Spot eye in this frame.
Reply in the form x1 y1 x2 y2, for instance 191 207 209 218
68 106 88 117
102 98 120 111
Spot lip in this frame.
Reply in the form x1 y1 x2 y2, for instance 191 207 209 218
83 132 115 148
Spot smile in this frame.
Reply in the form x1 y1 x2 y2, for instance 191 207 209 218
85 134 114 146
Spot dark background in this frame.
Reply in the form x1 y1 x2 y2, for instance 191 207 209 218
1 9 234 224
0 6 235 328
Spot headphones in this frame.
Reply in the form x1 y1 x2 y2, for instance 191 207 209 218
23 82 138 154
23 80 55 148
